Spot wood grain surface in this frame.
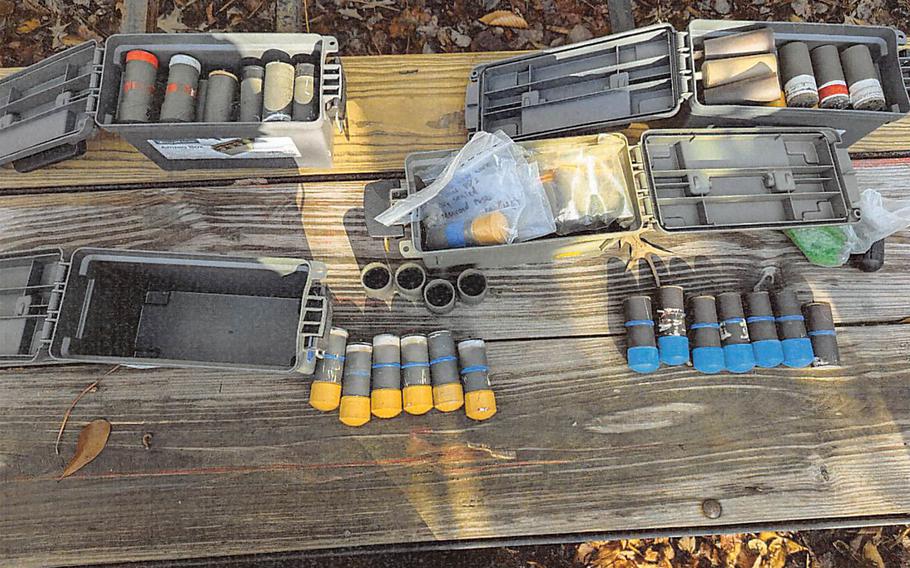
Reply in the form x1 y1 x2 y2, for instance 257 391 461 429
0 51 908 192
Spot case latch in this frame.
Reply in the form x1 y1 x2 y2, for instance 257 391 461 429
321 39 346 135
363 179 409 238
38 260 69 345
629 143 655 222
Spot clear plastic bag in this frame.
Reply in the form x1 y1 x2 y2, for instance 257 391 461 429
376 130 556 250
534 134 634 235
786 189 910 267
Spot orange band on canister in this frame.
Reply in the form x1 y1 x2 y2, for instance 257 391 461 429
818 80 849 103
125 49 159 68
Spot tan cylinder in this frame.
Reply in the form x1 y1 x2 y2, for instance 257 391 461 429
704 74 782 105
702 54 778 88
703 28 775 60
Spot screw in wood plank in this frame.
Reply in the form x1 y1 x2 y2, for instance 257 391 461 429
701 498 722 519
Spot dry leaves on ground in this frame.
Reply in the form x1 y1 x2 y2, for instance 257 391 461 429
59 418 112 480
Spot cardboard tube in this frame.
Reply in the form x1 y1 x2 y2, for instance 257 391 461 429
704 74 783 105
779 42 819 108
811 45 850 109
262 49 295 122
117 49 158 123
159 54 200 122
703 28 775 60
702 54 778 88
240 60 265 122
203 70 237 122
841 44 886 111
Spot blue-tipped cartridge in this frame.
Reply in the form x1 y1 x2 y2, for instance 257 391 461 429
623 296 659 374
773 290 815 368
656 286 690 366
716 292 755 374
745 291 785 368
689 296 725 374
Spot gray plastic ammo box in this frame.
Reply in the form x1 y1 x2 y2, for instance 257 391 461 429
0 33 344 173
465 20 910 147
0 248 330 373
365 128 860 268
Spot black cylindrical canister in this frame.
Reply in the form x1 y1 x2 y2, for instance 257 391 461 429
457 338 496 421
745 291 784 368
159 54 201 122
239 59 265 122
117 49 159 123
779 42 819 108
656 286 688 366
262 49 295 122
424 279 456 315
689 295 724 374
370 334 402 419
623 295 658 373
841 44 886 111
456 269 487 306
804 302 840 366
428 330 463 412
292 52 320 122
203 69 238 122
811 45 850 109
716 292 755 373
194 78 208 122
309 327 348 412
393 263 426 302
339 342 372 427
772 290 815 368
401 334 433 415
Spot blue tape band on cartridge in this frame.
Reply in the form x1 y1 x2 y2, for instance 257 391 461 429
371 362 401 369
690 322 720 330
776 315 805 322
624 319 654 327
460 365 489 375
430 355 457 366
401 361 430 369
746 316 775 324
808 329 836 336
347 370 371 378
323 353 345 361
445 220 467 248
722 318 746 325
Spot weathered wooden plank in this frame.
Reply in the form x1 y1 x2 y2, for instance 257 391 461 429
119 0 157 33
0 50 907 191
1 324 909 566
0 162 907 340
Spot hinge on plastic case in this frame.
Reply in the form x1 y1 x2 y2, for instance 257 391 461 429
38 260 69 345
322 55 346 134
629 144 655 221
675 31 694 100
301 285 328 338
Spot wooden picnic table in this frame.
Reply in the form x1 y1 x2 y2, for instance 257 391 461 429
1 51 910 567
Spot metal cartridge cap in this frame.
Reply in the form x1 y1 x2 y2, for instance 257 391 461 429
309 381 341 412
403 385 433 415
465 389 497 421
339 395 371 427
433 382 464 412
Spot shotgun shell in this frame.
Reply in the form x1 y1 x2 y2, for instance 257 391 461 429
745 291 785 368
401 334 433 415
117 49 158 123
428 330 463 411
811 45 850 109
623 295 659 374
361 262 394 301
194 78 208 122
203 69 237 122
239 60 265 122
425 210 511 250
371 334 402 418
456 268 488 306
262 49 295 122
159 54 201 122
309 327 348 411
716 292 755 373
393 263 427 302
458 338 496 421
424 279 456 315
772 290 815 368
780 42 819 108
292 52 320 122
841 44 886 111
689 295 725 374
339 342 372 427
804 302 840 366
703 28 775 60
656 285 689 366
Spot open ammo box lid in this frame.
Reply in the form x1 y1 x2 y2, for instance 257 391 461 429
365 127 859 268
0 248 329 373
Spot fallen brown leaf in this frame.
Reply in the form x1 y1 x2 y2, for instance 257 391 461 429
479 10 528 29
16 18 42 34
863 541 885 568
59 419 111 480
678 536 697 554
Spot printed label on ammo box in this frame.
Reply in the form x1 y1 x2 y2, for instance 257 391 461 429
149 137 302 160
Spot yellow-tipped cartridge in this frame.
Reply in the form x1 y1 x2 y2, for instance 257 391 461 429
457 339 496 421
309 327 348 411
428 330 464 412
401 334 433 415
371 334 402 418
339 343 372 427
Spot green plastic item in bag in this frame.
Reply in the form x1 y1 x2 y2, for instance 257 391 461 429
784 226 851 267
